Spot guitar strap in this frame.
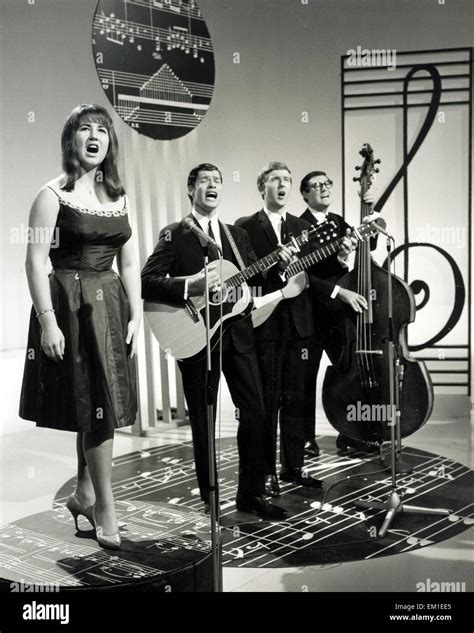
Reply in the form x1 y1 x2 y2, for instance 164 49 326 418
221 222 246 272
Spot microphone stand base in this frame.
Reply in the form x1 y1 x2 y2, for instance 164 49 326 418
355 490 451 538
377 445 414 474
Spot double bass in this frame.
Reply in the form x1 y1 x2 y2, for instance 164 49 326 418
322 144 433 444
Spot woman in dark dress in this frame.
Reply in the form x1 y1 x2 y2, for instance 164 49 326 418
19 104 141 549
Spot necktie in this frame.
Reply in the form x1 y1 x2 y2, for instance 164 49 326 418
206 220 219 260
207 219 216 240
280 217 288 243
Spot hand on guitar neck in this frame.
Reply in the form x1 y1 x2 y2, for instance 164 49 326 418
337 228 358 263
276 243 300 271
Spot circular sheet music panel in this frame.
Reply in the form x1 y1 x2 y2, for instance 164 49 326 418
92 0 215 140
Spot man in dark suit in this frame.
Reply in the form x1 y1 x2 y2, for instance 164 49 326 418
299 170 375 454
141 163 287 519
235 162 327 497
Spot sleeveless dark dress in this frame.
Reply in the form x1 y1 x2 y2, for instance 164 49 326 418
19 189 138 432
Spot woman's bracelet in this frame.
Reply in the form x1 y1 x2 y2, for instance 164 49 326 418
35 308 55 318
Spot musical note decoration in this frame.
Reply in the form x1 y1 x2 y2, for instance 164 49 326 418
92 0 215 140
342 50 472 394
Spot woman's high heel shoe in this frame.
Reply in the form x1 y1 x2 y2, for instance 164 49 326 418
92 506 122 550
66 493 95 531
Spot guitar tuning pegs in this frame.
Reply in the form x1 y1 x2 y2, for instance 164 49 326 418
355 165 361 171
353 176 360 182
374 168 380 173
374 159 381 164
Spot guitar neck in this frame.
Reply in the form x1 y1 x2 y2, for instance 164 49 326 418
224 230 317 289
284 235 346 277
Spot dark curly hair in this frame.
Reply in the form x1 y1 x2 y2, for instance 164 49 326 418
187 163 223 203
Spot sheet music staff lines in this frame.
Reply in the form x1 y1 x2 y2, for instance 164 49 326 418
223 456 469 567
56 443 239 509
125 0 204 22
93 0 214 138
0 524 165 584
345 72 470 86
93 13 212 53
227 467 468 568
116 104 205 127
343 49 471 110
97 68 213 99
368 502 473 558
224 452 449 558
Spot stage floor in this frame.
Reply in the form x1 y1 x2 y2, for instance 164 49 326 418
1 418 472 592
1 349 472 592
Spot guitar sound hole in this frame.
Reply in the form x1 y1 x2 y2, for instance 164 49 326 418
209 285 229 306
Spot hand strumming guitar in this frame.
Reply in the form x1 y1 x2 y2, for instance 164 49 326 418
188 263 222 296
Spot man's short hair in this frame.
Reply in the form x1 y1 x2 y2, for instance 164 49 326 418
187 163 222 189
300 171 327 195
257 161 292 196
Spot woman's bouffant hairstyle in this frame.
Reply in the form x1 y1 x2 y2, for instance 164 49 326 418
60 104 125 200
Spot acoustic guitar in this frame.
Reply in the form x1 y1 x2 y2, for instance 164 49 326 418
251 220 380 328
144 221 337 359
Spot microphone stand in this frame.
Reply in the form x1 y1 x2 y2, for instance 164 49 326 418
354 235 450 537
201 240 223 592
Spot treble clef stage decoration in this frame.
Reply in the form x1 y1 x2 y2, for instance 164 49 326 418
383 243 465 353
92 0 215 140
341 48 472 395
372 65 442 218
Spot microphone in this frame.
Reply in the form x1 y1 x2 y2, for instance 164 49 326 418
182 217 223 254
370 219 394 240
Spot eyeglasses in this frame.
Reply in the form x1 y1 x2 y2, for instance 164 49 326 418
308 179 333 191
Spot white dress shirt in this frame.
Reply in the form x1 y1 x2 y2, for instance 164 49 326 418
263 207 287 243
191 208 222 250
308 208 329 226
184 210 222 300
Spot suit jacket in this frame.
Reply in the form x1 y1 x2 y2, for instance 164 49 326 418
141 215 259 354
299 209 350 312
235 209 315 340
300 209 350 280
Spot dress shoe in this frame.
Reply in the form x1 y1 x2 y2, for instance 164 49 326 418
280 468 323 488
203 501 223 515
236 495 288 520
304 439 320 457
66 493 95 531
264 474 281 497
92 506 121 550
336 434 379 453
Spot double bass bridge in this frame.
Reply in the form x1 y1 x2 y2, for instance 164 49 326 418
355 350 383 355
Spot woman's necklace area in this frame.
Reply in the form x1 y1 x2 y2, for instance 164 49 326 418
77 178 97 197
